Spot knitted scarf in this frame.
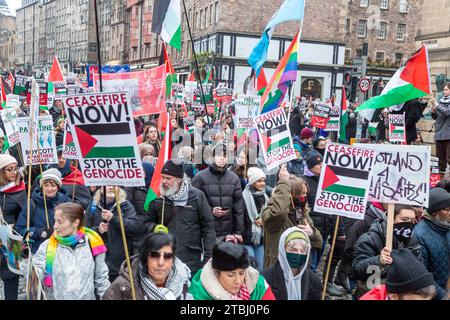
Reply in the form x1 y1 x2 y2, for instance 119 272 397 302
242 185 268 246
44 227 107 288
230 284 250 300
139 258 191 300
167 180 189 207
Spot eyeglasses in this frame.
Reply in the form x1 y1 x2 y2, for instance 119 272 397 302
149 251 174 261
5 167 18 173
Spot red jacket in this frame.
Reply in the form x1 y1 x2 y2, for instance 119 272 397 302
359 285 388 300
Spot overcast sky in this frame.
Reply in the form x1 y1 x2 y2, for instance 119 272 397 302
6 0 21 16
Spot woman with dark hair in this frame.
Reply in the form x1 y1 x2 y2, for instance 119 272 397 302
103 232 192 300
232 146 248 190
33 202 110 300
189 241 275 300
142 125 161 157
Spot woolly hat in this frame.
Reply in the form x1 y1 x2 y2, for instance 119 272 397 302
428 187 450 214
0 154 18 170
212 242 250 271
300 127 314 139
41 168 62 188
386 248 435 294
285 230 309 246
212 141 228 157
305 151 323 170
161 159 184 179
247 167 266 186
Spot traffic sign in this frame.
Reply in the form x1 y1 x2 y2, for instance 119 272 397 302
359 77 370 92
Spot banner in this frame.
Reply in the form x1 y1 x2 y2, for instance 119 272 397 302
325 105 341 132
0 221 23 275
214 87 233 104
184 81 197 95
311 103 331 129
430 157 440 187
314 143 377 220
13 75 31 102
87 65 130 87
63 92 145 187
17 116 58 165
255 107 296 170
53 81 67 96
6 94 20 109
36 79 48 108
355 144 431 206
93 66 166 116
171 83 184 102
388 113 406 143
234 95 261 129
62 121 79 160
67 84 82 95
0 108 20 147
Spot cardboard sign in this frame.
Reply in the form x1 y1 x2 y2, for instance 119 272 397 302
6 94 20 110
355 144 431 206
93 66 166 116
314 143 377 220
36 80 48 108
311 103 331 129
0 109 20 147
63 92 145 187
0 221 23 275
17 116 58 165
430 157 440 187
62 121 79 160
235 95 261 129
325 105 340 132
255 107 296 170
13 75 31 102
388 113 406 143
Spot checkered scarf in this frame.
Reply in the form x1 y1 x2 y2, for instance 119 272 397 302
167 180 189 207
230 284 250 300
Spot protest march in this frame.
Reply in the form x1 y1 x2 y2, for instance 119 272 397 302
0 0 448 306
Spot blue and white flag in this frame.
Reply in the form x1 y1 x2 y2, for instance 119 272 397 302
247 0 305 75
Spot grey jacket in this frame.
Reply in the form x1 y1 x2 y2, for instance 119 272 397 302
33 235 110 300
434 97 450 141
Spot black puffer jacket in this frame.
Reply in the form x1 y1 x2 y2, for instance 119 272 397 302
191 166 244 237
124 186 148 254
0 184 26 225
352 218 422 282
144 185 216 275
85 189 140 280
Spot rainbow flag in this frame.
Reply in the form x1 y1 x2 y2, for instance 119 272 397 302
260 30 299 114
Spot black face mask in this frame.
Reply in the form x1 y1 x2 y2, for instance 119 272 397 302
393 222 415 244
316 148 325 156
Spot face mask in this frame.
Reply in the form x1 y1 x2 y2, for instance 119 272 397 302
316 148 325 156
293 196 307 209
286 252 307 269
393 222 415 243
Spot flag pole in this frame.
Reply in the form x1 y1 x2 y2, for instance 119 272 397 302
322 215 340 300
93 0 107 208
181 0 208 111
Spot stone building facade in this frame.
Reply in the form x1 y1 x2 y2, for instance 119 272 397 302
0 10 16 69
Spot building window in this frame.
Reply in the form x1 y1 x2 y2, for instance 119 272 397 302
376 52 385 64
200 10 203 29
395 53 403 66
205 7 208 26
345 18 350 34
399 0 408 13
356 49 362 57
345 49 351 62
378 22 387 39
210 4 213 24
359 0 369 7
215 1 219 23
397 24 406 41
380 0 389 9
357 20 367 37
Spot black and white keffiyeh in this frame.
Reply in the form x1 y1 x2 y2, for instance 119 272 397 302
167 180 189 207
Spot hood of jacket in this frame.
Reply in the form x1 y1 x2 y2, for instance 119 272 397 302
209 164 229 176
277 226 311 300
32 187 69 206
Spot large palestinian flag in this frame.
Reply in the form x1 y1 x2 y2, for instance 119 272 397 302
322 165 369 198
74 123 135 158
357 45 431 119
151 0 181 51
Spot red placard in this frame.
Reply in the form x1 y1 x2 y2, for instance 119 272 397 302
311 115 329 129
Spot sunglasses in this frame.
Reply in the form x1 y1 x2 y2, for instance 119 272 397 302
149 251 174 261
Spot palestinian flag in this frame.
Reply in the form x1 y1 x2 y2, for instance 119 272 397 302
322 165 369 198
203 64 213 84
187 70 195 81
356 45 431 118
160 43 178 98
47 56 65 83
7 72 14 90
144 112 172 211
151 0 181 51
247 68 268 96
1 77 12 108
260 126 291 154
338 86 348 143
62 166 85 185
74 123 135 159
388 114 406 142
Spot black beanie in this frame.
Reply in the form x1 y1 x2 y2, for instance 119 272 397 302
386 248 435 294
212 242 250 271
161 160 184 178
428 187 450 214
305 151 323 170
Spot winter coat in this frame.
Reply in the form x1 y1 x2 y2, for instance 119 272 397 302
124 186 148 254
352 218 422 283
346 110 357 140
191 166 245 237
261 181 322 269
414 215 450 299
33 235 110 300
262 261 322 300
0 182 26 225
49 106 63 126
85 189 140 279
242 188 268 246
287 159 304 177
189 260 276 300
15 188 71 254
144 185 216 275
55 131 64 147
433 96 450 141
289 111 305 138
103 255 191 300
